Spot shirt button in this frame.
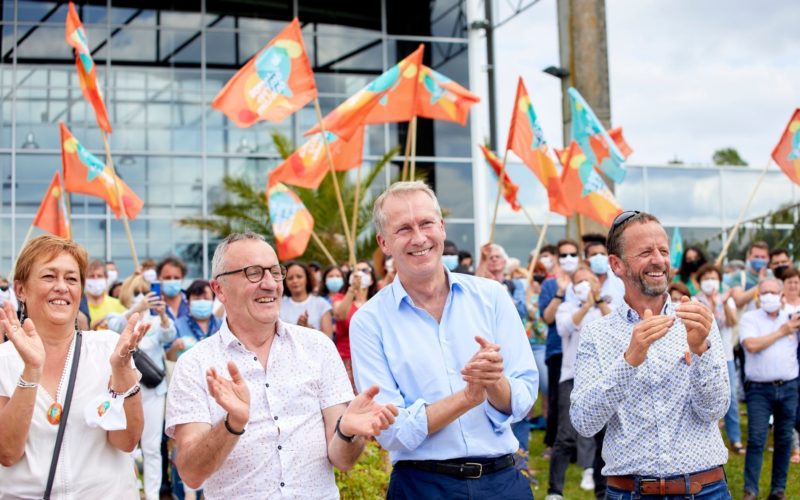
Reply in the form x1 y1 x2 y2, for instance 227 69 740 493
253 356 258 361
277 445 282 450
274 416 279 420
265 383 270 388
280 482 285 487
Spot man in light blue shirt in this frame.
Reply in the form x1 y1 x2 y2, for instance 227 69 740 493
350 181 538 499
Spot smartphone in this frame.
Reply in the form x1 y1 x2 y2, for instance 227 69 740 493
150 281 161 315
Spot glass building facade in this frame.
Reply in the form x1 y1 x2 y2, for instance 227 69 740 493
1 0 795 278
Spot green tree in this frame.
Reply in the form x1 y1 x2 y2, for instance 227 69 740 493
712 148 748 166
181 132 402 265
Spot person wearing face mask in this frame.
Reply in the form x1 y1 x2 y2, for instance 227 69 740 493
85 259 127 329
768 247 794 281
673 246 707 297
538 239 581 457
779 268 800 465
581 240 625 311
477 243 528 323
140 259 158 284
693 263 743 456
109 275 175 500
0 275 19 317
442 240 462 274
318 266 345 305
732 241 770 310
738 278 800 500
536 245 559 279
549 267 610 498
106 260 120 288
169 280 221 361
156 257 189 321
279 261 333 339
333 261 378 388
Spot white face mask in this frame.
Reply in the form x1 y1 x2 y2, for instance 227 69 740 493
559 255 580 273
132 293 145 309
84 392 127 431
573 280 592 302
759 293 781 313
142 269 157 283
359 272 372 289
85 278 107 297
700 279 720 296
106 270 118 284
539 256 554 271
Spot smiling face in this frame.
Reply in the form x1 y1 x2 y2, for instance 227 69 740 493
284 264 308 298
610 221 670 298
376 190 446 282
211 239 283 331
15 252 82 331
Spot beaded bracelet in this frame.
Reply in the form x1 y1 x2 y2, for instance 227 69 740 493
109 383 141 399
17 377 38 389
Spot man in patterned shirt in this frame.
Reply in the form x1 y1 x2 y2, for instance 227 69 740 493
165 233 398 499
570 211 731 499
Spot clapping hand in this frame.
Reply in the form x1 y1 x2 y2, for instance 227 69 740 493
625 308 674 367
0 301 44 373
207 361 250 431
461 336 504 388
339 385 398 438
676 296 713 355
297 310 309 327
110 313 151 370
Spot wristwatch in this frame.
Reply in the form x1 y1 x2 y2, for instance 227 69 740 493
335 415 355 442
224 413 246 435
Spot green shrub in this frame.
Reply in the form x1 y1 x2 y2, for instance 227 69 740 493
335 440 391 499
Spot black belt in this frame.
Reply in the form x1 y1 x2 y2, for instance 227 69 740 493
747 377 798 387
394 454 514 479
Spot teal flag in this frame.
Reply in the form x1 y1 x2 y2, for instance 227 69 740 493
567 87 627 183
670 227 683 269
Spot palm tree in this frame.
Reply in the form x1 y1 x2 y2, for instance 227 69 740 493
181 132 402 265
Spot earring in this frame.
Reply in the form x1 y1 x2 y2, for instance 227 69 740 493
75 316 80 332
19 301 26 322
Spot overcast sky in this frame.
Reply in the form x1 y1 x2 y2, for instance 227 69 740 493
488 0 800 168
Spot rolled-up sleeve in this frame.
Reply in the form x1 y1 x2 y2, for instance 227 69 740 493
350 310 430 452
487 282 538 429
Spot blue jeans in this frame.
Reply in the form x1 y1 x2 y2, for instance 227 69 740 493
387 461 534 500
606 479 731 499
723 361 742 444
743 378 799 495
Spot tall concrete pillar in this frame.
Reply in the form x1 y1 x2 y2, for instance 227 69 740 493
556 0 612 240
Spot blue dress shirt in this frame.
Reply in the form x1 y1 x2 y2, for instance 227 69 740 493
350 267 538 463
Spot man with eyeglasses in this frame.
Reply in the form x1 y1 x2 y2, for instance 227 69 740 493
570 211 731 499
164 232 398 499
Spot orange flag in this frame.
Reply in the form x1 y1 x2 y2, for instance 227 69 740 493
212 18 316 128
771 108 800 185
65 2 111 133
60 123 143 220
305 45 425 140
267 183 314 260
416 65 480 125
33 172 71 239
479 144 521 211
506 78 570 216
267 127 365 190
556 128 632 227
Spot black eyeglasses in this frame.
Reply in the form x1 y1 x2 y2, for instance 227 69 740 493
609 210 641 235
559 253 578 258
215 264 287 283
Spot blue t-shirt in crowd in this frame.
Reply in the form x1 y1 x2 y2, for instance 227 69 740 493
539 278 562 359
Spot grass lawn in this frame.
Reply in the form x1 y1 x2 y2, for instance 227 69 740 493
525 402 800 499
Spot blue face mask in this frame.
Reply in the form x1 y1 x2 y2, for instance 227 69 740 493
162 279 183 298
442 254 459 271
190 299 213 319
326 277 344 293
748 258 767 272
588 254 609 275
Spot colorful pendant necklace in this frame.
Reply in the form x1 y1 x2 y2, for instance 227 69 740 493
46 334 76 426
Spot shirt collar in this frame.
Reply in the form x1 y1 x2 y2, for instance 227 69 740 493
391 264 462 309
618 293 673 323
218 317 283 348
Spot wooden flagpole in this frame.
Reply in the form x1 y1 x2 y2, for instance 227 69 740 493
409 117 419 180
487 149 511 244
101 132 140 270
310 231 338 268
715 159 770 266
9 225 35 279
313 97 356 266
519 205 542 238
526 211 551 277
350 163 363 248
401 121 413 181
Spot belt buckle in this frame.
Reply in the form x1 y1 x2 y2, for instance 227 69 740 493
462 462 483 479
638 478 661 495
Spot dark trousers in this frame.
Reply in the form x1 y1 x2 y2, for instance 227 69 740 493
544 353 563 447
743 378 798 495
548 379 596 494
387 463 534 500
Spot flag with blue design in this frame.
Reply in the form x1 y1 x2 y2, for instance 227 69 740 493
670 227 683 269
771 108 800 185
568 87 626 184
267 183 314 260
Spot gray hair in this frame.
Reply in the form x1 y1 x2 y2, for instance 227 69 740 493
490 243 509 261
758 277 783 293
372 181 442 236
211 232 266 279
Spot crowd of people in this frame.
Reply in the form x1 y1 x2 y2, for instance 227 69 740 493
0 183 798 499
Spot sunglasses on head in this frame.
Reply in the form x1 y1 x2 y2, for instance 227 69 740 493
609 210 642 235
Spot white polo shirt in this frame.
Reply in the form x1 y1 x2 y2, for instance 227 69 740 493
738 308 799 383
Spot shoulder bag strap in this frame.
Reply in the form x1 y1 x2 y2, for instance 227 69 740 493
43 331 82 500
